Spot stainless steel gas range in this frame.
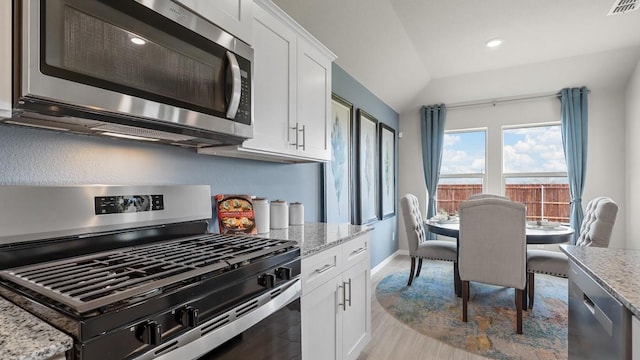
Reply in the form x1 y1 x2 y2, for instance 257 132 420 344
0 185 301 360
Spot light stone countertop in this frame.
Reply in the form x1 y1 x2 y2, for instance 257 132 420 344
0 296 72 360
254 222 373 257
560 245 640 317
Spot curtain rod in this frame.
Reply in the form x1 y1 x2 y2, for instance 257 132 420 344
446 89 590 110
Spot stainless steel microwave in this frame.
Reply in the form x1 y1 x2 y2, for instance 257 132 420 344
5 0 253 146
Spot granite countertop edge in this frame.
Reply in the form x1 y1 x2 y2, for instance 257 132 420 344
253 222 374 257
560 245 640 317
300 227 374 257
0 296 72 360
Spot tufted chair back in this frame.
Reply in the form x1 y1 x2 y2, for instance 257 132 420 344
575 196 618 247
400 194 426 254
468 193 509 201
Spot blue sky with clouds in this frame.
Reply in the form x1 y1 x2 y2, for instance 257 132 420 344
441 126 567 175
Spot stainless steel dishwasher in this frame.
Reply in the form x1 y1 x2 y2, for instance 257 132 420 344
568 261 632 359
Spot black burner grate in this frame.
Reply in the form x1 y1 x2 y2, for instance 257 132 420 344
0 234 297 313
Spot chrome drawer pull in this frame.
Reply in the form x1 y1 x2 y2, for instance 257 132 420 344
315 263 335 274
351 247 366 256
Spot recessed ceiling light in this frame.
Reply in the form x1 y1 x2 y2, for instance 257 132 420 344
485 38 503 48
130 37 146 45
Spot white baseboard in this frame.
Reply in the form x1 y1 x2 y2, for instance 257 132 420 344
371 250 407 276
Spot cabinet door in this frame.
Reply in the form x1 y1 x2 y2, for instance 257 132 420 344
296 40 332 161
341 259 371 360
174 0 253 45
243 5 296 154
302 276 343 360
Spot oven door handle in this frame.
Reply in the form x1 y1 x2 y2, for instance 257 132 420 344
151 279 301 360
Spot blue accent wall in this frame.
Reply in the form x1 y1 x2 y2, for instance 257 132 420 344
0 64 398 267
332 64 400 267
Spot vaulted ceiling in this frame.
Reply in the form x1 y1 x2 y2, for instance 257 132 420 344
272 0 640 113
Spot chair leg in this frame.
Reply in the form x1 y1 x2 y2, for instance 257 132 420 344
462 281 469 322
528 272 535 309
516 289 523 334
407 257 416 286
416 258 423 278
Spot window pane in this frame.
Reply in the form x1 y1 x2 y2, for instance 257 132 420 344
503 126 566 173
441 131 485 175
436 178 483 215
505 177 570 223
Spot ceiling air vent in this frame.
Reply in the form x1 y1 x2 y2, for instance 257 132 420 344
607 0 639 15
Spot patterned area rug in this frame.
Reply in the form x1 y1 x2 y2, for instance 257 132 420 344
376 261 568 359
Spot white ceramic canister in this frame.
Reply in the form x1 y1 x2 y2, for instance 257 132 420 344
289 202 304 226
253 197 270 233
270 200 289 229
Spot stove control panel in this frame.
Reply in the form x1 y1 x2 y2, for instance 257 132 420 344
95 194 164 215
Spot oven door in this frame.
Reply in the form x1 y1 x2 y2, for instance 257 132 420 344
146 279 301 360
20 0 252 135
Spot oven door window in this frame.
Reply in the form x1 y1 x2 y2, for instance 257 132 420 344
199 298 302 360
40 0 247 121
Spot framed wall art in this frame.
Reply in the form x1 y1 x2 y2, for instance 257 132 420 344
324 94 353 223
356 109 378 224
379 123 396 219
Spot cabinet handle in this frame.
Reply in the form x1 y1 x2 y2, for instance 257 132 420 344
345 278 352 308
338 283 347 311
290 123 299 148
299 124 306 150
315 263 335 274
351 247 366 256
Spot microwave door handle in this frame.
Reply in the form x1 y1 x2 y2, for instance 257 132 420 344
225 51 242 119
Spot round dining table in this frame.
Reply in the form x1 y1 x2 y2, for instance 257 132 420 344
425 220 574 303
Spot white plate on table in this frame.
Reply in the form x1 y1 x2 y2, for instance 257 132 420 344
430 217 459 224
526 222 564 230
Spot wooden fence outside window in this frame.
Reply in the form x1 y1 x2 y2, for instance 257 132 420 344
436 184 570 222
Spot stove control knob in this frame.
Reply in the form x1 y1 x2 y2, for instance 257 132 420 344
258 273 276 288
275 267 292 280
135 320 162 345
176 306 199 327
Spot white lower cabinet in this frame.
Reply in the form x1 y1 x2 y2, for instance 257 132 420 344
633 315 639 360
301 234 371 360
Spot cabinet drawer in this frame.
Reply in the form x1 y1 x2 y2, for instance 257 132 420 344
342 235 369 270
301 245 343 294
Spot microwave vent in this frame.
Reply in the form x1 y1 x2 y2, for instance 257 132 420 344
91 123 197 142
607 0 639 15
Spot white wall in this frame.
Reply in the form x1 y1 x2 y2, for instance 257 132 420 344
398 52 632 250
626 59 640 249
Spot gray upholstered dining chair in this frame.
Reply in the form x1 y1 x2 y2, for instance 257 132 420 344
400 194 457 287
459 198 527 334
468 193 509 200
526 196 618 309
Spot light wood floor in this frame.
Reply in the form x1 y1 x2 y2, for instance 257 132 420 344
358 254 490 360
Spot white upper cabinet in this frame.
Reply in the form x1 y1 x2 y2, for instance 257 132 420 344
199 0 336 163
295 39 332 160
175 0 253 45
240 3 296 155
